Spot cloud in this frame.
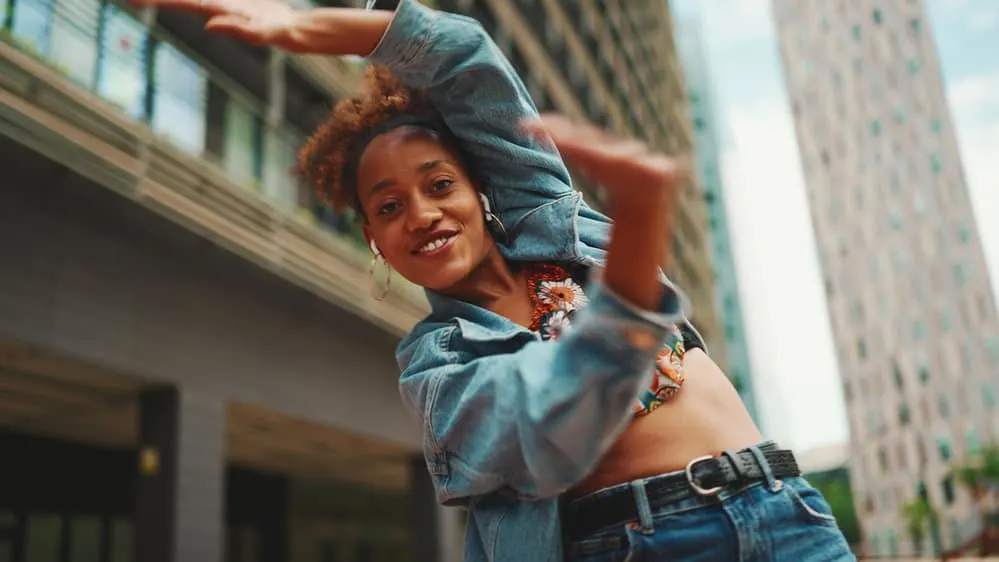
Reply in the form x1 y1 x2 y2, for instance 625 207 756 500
673 0 774 48
718 101 849 452
947 75 999 301
948 74 999 111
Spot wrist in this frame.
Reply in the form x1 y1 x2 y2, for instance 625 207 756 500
285 8 392 56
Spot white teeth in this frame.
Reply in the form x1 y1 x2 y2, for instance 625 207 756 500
418 236 451 254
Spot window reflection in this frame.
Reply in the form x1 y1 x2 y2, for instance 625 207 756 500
11 0 53 55
97 4 148 120
152 42 208 155
50 0 101 88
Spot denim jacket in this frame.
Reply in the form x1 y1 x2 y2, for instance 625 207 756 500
369 2 695 560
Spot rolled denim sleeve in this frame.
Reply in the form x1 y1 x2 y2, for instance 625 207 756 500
367 0 574 212
397 282 684 502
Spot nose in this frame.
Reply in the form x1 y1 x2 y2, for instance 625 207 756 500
404 193 443 232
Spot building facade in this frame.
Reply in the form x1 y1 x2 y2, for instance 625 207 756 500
0 0 459 561
774 0 999 556
435 0 726 360
672 17 760 425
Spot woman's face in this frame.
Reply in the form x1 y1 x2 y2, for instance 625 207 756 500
357 127 493 292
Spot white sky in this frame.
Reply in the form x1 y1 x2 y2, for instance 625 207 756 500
670 0 999 455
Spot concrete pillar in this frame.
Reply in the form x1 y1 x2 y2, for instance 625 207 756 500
135 387 226 562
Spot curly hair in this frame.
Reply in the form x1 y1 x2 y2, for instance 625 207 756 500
297 64 436 213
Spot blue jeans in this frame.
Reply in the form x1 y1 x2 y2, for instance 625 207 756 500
565 475 855 561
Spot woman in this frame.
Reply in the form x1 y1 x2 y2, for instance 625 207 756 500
133 0 855 560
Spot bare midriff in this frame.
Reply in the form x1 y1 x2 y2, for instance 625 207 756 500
568 348 765 498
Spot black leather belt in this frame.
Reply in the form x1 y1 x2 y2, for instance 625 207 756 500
562 444 801 541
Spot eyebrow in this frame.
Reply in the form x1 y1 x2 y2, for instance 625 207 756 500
366 159 452 196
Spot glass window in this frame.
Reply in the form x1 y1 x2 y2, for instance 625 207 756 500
873 9 883 24
109 519 132 562
908 59 922 74
958 222 972 244
870 119 882 135
966 428 980 454
25 513 62 562
939 394 950 418
910 18 921 31
889 209 902 230
932 119 943 133
887 529 898 556
222 98 262 189
953 263 967 286
987 337 999 364
70 516 102 562
262 128 302 212
914 192 926 215
930 153 942 173
983 382 996 410
852 25 861 40
942 476 955 504
938 436 952 460
96 4 148 120
11 0 53 55
894 106 906 123
940 311 953 333
151 42 207 155
899 403 910 425
49 0 101 88
857 338 867 360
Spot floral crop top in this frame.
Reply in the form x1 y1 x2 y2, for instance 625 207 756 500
525 263 689 416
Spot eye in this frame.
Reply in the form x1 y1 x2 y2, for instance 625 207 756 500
377 200 400 216
430 178 454 193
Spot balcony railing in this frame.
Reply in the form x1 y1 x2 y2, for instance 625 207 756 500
0 0 429 336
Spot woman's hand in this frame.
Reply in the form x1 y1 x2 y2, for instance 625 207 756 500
127 0 391 55
522 114 685 310
521 114 685 217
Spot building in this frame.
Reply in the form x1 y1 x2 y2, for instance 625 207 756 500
0 1 715 562
435 0 726 360
773 0 999 556
672 17 760 424
0 0 459 560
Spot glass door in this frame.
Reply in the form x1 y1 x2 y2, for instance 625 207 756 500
0 511 15 562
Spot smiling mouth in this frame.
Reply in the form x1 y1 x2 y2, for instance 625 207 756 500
414 233 458 257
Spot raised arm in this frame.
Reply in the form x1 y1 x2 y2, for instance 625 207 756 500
130 0 573 216
400 280 683 501
364 0 575 208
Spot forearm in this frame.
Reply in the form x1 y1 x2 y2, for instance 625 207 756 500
287 8 392 56
602 192 674 311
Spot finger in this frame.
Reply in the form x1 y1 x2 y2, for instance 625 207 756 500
204 13 254 35
127 0 221 15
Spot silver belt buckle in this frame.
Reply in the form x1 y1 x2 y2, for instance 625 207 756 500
684 455 725 497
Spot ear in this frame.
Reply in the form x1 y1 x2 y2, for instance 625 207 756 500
362 224 379 256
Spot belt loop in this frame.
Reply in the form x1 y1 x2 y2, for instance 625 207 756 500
629 480 655 534
748 445 780 492
720 449 744 481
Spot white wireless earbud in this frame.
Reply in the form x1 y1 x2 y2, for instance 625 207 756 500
369 240 380 256
478 193 492 214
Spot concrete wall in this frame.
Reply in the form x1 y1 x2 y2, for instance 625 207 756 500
0 138 421 450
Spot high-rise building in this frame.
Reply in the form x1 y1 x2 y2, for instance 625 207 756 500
435 0 726 360
774 0 999 556
673 17 761 425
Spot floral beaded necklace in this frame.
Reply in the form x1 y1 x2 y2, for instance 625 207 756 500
524 263 688 416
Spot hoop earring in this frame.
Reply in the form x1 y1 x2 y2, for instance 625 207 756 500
479 193 508 242
368 252 392 301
